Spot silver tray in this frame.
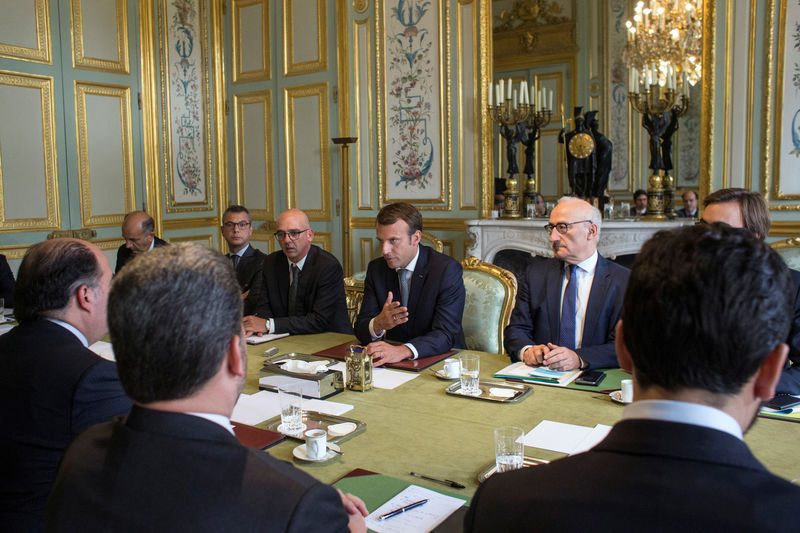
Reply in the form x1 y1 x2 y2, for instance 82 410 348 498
477 456 550 483
262 410 365 444
444 379 532 403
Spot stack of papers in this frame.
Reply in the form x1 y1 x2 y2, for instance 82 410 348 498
231 390 353 425
365 485 465 533
494 361 582 387
246 332 290 345
521 420 612 455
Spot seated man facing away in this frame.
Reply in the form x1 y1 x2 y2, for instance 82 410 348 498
466 223 800 532
355 203 465 366
0 238 131 532
115 210 167 274
702 188 800 395
46 243 367 533
243 208 352 336
504 197 630 370
221 204 266 315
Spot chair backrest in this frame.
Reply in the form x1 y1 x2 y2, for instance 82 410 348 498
771 237 800 271
343 276 365 328
420 231 444 253
460 256 518 354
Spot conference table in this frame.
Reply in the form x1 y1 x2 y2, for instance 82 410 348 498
244 332 800 496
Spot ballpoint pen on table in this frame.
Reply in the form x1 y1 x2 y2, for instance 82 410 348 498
409 472 465 489
378 499 429 521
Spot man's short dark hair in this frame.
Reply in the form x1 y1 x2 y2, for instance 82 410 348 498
704 188 770 241
14 239 101 322
633 189 647 199
682 190 698 201
623 223 792 395
108 243 242 403
223 204 252 223
376 202 423 234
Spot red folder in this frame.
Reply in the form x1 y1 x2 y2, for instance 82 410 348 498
232 423 285 450
313 341 456 371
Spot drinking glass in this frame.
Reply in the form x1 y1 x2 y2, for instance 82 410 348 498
278 383 304 433
495 426 524 473
459 353 480 395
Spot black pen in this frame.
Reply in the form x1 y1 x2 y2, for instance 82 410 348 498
378 499 429 521
409 471 465 489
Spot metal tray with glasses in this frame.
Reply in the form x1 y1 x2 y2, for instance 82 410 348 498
477 456 551 483
262 411 366 444
444 379 532 403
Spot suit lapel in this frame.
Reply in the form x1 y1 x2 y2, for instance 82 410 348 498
276 251 290 312
581 255 610 346
296 246 317 306
406 245 429 332
546 260 564 342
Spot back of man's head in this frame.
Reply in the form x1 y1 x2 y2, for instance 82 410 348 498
623 223 792 394
704 188 770 241
108 242 242 403
14 238 101 322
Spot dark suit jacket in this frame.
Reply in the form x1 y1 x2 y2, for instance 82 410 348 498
504 254 629 368
777 269 800 394
253 245 352 335
0 254 14 307
234 244 266 316
465 419 800 533
675 207 697 218
0 320 131 532
355 245 466 357
114 236 167 274
45 406 350 533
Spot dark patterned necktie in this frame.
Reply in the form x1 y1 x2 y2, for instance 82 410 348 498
288 264 299 315
230 254 240 271
398 268 411 307
558 264 578 349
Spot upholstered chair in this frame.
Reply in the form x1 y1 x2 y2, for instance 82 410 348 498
460 256 517 354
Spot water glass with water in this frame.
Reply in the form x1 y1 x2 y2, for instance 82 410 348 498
459 353 480 395
495 426 524 474
278 383 304 433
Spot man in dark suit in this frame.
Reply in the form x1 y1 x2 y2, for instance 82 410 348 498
115 210 167 274
221 205 266 315
466 224 800 532
630 188 647 216
242 209 352 336
504 197 629 370
46 243 367 532
702 188 800 394
355 203 465 366
0 253 13 307
0 238 131 532
676 189 698 218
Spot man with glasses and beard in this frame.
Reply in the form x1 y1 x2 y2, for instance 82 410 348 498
242 209 352 336
504 197 630 370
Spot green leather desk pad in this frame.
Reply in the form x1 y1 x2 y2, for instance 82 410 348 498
246 333 800 493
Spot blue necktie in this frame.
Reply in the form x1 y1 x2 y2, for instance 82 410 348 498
288 264 299 315
399 269 411 307
558 264 578 349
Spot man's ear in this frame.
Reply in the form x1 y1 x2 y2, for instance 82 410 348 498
75 284 93 313
615 320 633 372
752 342 788 402
225 335 246 378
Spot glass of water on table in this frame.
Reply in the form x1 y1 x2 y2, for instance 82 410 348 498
278 383 305 434
459 352 480 395
495 426 524 473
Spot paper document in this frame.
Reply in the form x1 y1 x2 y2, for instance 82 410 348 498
365 484 465 533
246 333 289 345
522 420 612 455
329 362 419 390
494 361 582 387
89 341 115 362
0 323 14 335
231 390 354 426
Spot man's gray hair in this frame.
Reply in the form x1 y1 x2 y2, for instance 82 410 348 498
556 196 602 237
108 242 242 403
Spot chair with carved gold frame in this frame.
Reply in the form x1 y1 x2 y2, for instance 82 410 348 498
771 237 800 271
419 231 444 253
460 256 518 354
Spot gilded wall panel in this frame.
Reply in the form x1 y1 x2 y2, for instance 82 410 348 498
283 0 327 76
232 0 270 83
0 0 51 64
75 82 135 228
0 71 59 231
354 18 374 210
284 83 330 220
312 231 332 252
70 0 130 73
234 90 274 220
458 0 479 209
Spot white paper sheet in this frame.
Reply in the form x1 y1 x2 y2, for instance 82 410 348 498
0 323 14 335
365 485 465 533
230 390 354 426
89 341 116 362
328 362 419 390
522 420 612 455
246 332 290 344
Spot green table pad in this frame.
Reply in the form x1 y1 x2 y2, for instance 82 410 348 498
333 472 470 510
245 333 800 490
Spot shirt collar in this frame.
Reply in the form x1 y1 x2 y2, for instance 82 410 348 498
622 399 743 440
399 246 421 273
185 412 235 435
147 238 155 252
231 243 250 258
44 317 89 347
568 249 599 275
288 251 309 271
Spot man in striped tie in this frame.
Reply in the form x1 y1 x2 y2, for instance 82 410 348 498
504 197 630 370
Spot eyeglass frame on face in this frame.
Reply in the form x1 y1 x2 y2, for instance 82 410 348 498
544 220 593 235
274 229 310 241
222 221 251 230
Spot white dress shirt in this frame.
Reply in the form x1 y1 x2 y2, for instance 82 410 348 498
369 247 421 359
265 252 308 334
185 412 236 436
622 399 743 440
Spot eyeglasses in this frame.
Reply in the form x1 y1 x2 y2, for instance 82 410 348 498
222 221 251 229
544 220 592 234
274 229 309 241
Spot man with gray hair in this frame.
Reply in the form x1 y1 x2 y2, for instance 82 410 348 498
504 197 630 370
115 210 167 274
46 243 367 532
0 238 131 531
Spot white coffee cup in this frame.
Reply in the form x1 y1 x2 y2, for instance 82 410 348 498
620 379 634 403
304 428 327 460
443 358 460 378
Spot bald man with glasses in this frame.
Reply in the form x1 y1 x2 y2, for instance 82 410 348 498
242 209 353 336
504 197 630 370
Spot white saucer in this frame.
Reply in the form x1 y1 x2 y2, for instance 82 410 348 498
293 443 341 462
277 423 307 437
433 369 459 381
609 390 631 405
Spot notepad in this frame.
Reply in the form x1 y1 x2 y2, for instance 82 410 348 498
246 333 290 344
231 390 354 426
365 485 466 533
522 420 612 455
494 361 582 387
